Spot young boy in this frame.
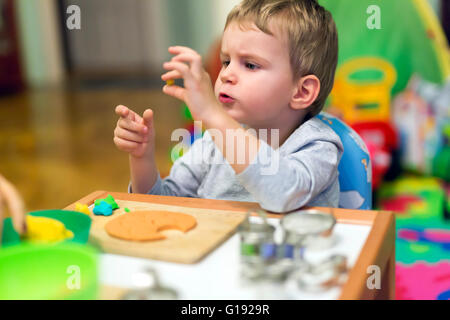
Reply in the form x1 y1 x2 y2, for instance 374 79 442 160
113 0 342 213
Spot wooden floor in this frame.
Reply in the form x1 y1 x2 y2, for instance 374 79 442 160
0 87 185 211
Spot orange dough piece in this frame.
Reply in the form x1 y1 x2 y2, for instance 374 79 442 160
105 210 197 241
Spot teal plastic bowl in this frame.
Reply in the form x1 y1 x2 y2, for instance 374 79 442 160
0 243 99 299
1 210 92 247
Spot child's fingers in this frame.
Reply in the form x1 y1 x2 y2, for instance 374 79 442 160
115 105 143 123
169 46 203 75
171 52 203 76
171 53 198 63
142 109 154 128
113 137 142 152
117 117 148 135
162 84 186 102
115 105 130 119
114 127 148 143
168 46 198 56
163 61 193 82
161 70 182 82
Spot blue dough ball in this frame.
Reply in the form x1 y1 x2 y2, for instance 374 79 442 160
93 201 113 216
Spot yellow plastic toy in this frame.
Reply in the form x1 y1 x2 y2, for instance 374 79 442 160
75 202 91 215
166 79 175 86
331 57 397 124
24 216 74 243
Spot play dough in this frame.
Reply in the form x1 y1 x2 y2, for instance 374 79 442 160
93 201 113 216
24 216 74 243
75 202 91 215
105 211 197 241
95 195 119 210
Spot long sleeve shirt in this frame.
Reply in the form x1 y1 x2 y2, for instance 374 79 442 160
131 116 344 213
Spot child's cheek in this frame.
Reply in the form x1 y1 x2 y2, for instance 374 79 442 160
245 87 269 109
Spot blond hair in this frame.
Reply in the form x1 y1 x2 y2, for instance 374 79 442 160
225 0 338 119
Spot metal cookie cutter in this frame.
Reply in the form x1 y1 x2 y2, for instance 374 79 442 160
122 267 178 300
281 209 337 257
237 209 276 280
293 254 348 292
238 209 276 261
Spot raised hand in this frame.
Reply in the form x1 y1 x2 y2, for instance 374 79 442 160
161 46 221 121
113 105 155 159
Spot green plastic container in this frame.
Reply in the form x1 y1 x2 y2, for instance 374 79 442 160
1 210 92 247
0 243 99 299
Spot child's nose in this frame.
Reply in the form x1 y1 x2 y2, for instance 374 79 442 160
220 66 237 84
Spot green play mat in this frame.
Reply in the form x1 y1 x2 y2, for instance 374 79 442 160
0 243 99 299
1 210 91 247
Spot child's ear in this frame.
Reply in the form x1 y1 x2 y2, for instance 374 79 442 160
290 75 321 110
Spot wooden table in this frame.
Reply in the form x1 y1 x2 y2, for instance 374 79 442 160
65 190 395 300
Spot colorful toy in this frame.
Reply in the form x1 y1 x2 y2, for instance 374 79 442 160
396 262 450 300
322 0 449 95
94 194 119 210
378 176 450 299
0 243 99 299
392 75 449 176
23 216 74 243
392 88 431 173
166 79 174 86
75 202 91 215
351 121 399 189
433 146 450 182
93 201 113 216
2 210 92 246
398 228 450 252
331 57 397 124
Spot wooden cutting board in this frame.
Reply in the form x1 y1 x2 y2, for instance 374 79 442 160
86 199 247 264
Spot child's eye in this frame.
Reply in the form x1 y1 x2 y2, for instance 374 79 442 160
222 60 230 67
245 62 259 70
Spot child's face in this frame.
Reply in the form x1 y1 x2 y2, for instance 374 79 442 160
214 21 296 128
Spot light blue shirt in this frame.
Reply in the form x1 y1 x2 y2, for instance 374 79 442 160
132 117 344 213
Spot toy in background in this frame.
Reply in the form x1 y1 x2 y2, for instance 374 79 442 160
331 57 396 124
433 124 450 182
377 176 450 300
321 0 450 95
329 57 399 189
321 0 450 190
392 75 450 181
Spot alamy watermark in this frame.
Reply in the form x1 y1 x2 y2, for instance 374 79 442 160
171 121 280 175
366 265 381 290
66 5 81 30
366 5 381 30
66 265 81 290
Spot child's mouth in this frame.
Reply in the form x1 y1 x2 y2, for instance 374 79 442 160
219 93 235 104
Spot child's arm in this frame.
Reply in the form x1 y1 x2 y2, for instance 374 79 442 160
114 105 158 194
141 133 212 197
233 128 343 212
161 46 343 212
161 46 260 175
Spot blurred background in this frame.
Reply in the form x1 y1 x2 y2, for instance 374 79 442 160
0 0 449 299
0 0 241 211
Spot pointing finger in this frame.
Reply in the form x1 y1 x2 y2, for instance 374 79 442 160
143 109 154 128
